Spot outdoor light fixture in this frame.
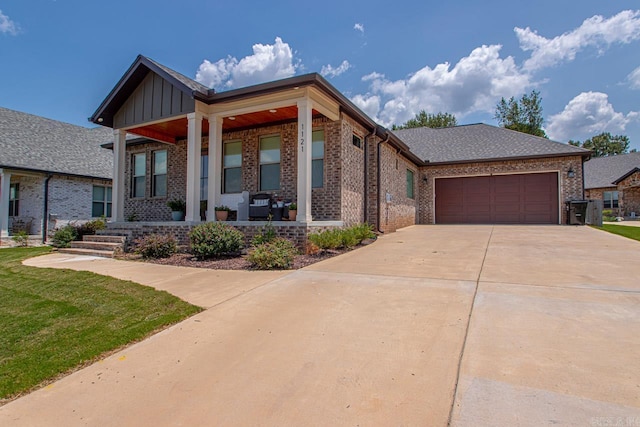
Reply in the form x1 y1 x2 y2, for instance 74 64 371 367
269 109 277 113
567 167 575 178
228 116 236 121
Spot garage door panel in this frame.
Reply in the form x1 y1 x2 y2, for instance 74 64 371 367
435 173 558 224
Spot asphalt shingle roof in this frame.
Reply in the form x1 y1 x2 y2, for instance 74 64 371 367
0 107 113 179
583 152 640 189
144 56 212 95
393 123 588 164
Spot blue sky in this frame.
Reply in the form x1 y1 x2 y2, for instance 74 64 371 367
1 1 639 149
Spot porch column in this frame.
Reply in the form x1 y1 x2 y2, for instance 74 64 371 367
207 114 223 221
0 169 10 238
296 99 313 223
186 112 203 222
112 130 126 222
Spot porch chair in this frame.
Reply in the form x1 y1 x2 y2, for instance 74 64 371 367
248 193 272 219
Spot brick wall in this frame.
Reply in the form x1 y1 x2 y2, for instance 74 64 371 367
616 172 640 216
340 115 367 226
418 156 584 225
376 143 419 233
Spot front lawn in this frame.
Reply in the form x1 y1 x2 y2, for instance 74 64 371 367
0 247 202 402
596 224 640 242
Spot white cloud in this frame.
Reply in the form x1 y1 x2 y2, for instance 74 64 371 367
0 10 19 35
546 91 640 141
354 23 364 33
351 44 532 127
628 66 640 89
517 10 640 71
195 37 297 89
320 60 351 78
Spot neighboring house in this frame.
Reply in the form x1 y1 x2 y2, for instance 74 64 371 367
87 55 589 245
0 107 114 242
584 152 640 217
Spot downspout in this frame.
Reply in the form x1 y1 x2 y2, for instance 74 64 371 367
42 174 52 244
376 132 391 233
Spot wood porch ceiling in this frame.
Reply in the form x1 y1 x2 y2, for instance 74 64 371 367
127 106 322 143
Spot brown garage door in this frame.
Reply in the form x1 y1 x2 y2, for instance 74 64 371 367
435 173 559 224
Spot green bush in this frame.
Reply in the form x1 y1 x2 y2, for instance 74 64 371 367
251 219 276 246
351 223 376 241
189 222 244 259
248 238 298 270
308 229 343 250
75 218 107 238
308 223 376 250
12 231 29 247
134 234 178 259
602 209 616 221
52 225 77 248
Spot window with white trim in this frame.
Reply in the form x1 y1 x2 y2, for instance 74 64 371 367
152 150 167 197
224 140 242 193
603 191 619 209
132 153 146 198
8 183 19 217
312 130 324 188
259 135 280 191
92 186 112 217
200 154 208 201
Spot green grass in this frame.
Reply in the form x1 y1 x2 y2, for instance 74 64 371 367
595 224 640 242
0 247 202 401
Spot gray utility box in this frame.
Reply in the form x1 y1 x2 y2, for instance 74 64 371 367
566 200 589 225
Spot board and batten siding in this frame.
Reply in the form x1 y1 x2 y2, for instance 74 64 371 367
113 72 195 129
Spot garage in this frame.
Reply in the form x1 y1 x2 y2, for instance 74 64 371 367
435 172 559 224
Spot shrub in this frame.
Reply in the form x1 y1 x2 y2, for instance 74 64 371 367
134 234 178 259
340 228 359 248
351 223 376 241
167 199 186 212
52 225 77 248
248 238 297 270
12 231 29 247
602 209 616 222
189 222 244 259
75 218 107 238
308 229 343 250
251 218 276 246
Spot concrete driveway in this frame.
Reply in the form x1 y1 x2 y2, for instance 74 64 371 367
2 225 639 426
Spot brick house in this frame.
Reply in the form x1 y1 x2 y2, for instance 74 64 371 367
0 107 114 243
89 55 589 245
584 152 640 217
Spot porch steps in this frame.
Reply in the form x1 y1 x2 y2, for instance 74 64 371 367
58 233 127 258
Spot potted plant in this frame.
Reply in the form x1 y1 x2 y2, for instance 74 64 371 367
167 199 186 221
288 202 297 221
215 205 231 221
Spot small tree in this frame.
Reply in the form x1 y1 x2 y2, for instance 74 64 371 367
393 111 457 130
568 133 632 157
495 90 546 138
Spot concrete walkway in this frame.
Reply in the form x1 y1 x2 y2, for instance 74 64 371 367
2 225 639 426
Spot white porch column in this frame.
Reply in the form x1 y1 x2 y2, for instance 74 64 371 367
186 112 203 222
0 169 11 238
112 130 126 222
207 114 223 221
296 99 313 223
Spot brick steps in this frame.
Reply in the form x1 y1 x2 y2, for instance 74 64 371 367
58 247 115 258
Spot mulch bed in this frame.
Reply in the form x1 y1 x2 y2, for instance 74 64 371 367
118 249 348 271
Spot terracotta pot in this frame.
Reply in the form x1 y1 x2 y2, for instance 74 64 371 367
215 210 228 221
288 210 297 221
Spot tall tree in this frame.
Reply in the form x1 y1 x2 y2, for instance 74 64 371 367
568 133 632 157
393 111 457 130
494 90 547 138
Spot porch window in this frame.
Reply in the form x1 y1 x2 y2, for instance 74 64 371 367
603 191 619 209
92 186 112 217
312 130 324 188
224 140 242 193
259 135 280 191
8 183 19 217
152 150 167 197
200 155 208 201
406 169 414 199
132 153 146 198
